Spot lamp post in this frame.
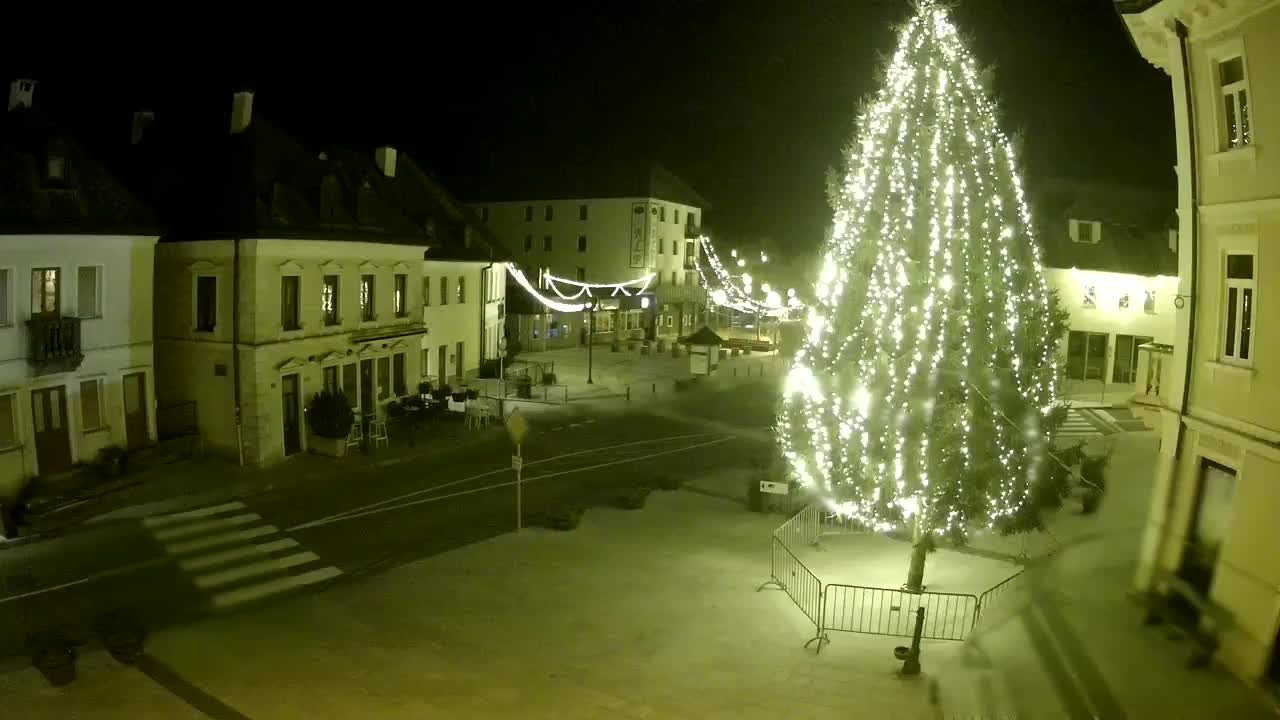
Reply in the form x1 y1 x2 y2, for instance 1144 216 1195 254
587 301 595 385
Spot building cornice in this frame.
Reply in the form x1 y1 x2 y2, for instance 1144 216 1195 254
1119 0 1280 73
1199 195 1280 220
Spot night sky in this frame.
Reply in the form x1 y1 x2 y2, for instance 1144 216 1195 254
17 0 1172 265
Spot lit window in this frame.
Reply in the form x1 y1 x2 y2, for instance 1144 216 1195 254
1223 253 1254 365
456 276 466 304
360 274 375 321
322 275 339 325
394 273 407 317
1218 56 1252 150
1144 290 1156 315
1118 293 1130 310
1082 285 1096 309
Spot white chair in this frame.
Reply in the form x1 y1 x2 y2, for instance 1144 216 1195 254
368 417 389 449
345 421 363 450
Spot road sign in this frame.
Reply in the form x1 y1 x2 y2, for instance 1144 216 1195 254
511 455 523 471
506 410 528 445
760 480 789 495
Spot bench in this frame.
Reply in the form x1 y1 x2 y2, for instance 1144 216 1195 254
1142 571 1228 669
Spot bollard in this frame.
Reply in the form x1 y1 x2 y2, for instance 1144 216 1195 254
899 606 925 676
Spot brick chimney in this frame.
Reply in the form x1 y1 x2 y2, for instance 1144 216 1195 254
8 79 35 111
230 91 253 134
375 146 397 178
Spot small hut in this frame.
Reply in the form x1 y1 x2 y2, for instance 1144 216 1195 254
680 326 725 376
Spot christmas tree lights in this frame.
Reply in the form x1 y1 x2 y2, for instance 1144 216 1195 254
776 1 1069 581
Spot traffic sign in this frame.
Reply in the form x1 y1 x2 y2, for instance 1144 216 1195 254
511 455 523 471
760 480 789 495
506 410 528 445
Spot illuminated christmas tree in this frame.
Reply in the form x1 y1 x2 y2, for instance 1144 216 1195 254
777 1 1072 591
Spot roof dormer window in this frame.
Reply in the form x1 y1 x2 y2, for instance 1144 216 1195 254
46 154 65 181
1071 219 1099 244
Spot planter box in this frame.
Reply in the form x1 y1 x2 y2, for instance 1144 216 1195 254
309 433 348 457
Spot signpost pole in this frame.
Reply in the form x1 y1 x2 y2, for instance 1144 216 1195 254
515 442 523 533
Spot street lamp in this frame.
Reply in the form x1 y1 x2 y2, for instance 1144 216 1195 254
586 301 594 385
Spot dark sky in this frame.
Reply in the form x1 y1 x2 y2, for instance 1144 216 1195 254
16 0 1172 259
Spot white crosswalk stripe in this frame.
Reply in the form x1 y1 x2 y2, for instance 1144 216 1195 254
143 501 341 611
1057 408 1104 440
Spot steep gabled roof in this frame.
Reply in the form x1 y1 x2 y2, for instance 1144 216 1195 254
1032 178 1176 276
466 160 711 210
0 102 155 235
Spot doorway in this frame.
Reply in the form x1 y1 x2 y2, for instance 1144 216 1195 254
1066 331 1109 381
438 345 447 388
31 385 71 476
454 341 464 384
281 374 301 456
123 371 149 450
1173 459 1236 622
360 359 374 420
1113 334 1154 384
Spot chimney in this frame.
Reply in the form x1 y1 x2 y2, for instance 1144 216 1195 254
230 91 254 134
8 78 35 112
375 146 397 178
131 110 154 145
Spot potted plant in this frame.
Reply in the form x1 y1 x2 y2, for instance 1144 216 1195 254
94 445 127 478
1079 455 1109 514
306 391 355 457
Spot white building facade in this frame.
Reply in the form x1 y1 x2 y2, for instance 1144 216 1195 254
1118 0 1280 686
420 259 506 388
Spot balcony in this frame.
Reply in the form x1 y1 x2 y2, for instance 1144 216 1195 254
26 315 83 375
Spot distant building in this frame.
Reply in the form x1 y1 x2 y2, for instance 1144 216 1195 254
1034 179 1178 400
1117 0 1280 687
470 162 708 350
0 79 158 500
139 93 505 466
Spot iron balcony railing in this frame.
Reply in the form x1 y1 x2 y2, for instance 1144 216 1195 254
26 314 83 374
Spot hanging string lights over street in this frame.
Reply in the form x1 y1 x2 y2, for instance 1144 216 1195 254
506 264 655 313
694 234 802 318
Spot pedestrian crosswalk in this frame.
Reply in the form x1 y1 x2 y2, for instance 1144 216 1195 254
1057 408 1109 442
143 501 341 611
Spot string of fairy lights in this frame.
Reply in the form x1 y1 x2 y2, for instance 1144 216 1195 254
694 234 803 318
776 2 1060 538
506 264 654 312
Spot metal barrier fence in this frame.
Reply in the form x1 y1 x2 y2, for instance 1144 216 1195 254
822 584 978 643
975 568 1025 626
758 535 827 649
775 504 820 549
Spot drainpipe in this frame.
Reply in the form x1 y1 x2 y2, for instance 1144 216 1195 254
233 236 244 466
1151 19 1199 580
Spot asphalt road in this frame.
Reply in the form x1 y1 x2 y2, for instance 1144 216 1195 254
0 379 778 663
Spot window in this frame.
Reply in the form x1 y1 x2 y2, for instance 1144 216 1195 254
480 207 489 223
1118 293 1130 311
543 236 552 252
31 268 59 315
577 267 586 282
1223 253 1255 365
323 365 339 395
0 268 9 325
685 240 696 262
689 212 697 227
524 235 533 253
658 239 665 254
1082 285 1096 309
1218 56 1252 149
659 206 666 222
77 266 101 318
80 379 104 431
1071 220 1098 244
394 273 408 317
578 204 588 220
577 235 587 252
196 275 217 331
281 275 301 330
46 154 65 181
672 240 678 255
544 205 553 221
674 209 680 225
671 271 677 285
440 277 450 306
524 206 533 221
421 348 431 378
393 352 406 396
360 274 376 321
342 363 358 408
377 356 391 400
0 393 16 449
1144 290 1156 315
422 277 431 308
457 276 466 304
322 275 339 325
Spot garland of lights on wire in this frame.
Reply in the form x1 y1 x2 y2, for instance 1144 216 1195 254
776 2 1060 538
506 264 654 313
695 235 803 318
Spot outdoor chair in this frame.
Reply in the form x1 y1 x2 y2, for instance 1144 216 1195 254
345 421 363 450
368 418 389 449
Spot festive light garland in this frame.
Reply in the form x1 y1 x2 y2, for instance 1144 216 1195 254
506 265 588 312
544 272 654 300
695 235 801 318
776 2 1060 539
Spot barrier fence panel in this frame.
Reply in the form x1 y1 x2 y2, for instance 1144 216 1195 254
975 568 1025 626
758 536 827 649
822 584 979 642
773 504 819 549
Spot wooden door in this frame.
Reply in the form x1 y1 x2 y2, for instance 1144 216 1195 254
281 373 301 456
31 386 71 476
438 345 447 388
454 341 464 384
360 359 375 419
123 372 149 450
